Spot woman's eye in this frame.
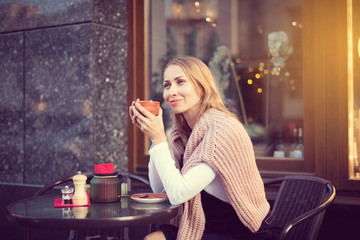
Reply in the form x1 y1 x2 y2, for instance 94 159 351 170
177 79 185 85
163 82 170 89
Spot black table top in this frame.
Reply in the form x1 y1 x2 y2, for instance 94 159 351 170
6 194 180 230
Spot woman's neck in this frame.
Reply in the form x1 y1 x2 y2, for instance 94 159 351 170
183 106 201 129
184 113 198 129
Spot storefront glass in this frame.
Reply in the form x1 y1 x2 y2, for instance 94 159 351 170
147 0 303 159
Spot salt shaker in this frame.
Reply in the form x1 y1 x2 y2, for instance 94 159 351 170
72 171 88 206
61 185 73 205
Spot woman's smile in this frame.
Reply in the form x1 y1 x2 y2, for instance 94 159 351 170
169 98 183 106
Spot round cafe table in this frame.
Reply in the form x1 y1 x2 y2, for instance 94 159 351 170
6 194 180 240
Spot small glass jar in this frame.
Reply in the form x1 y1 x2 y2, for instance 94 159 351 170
61 185 74 205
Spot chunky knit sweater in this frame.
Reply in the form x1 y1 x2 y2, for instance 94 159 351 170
168 108 270 240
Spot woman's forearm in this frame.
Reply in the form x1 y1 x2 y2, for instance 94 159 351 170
149 143 216 205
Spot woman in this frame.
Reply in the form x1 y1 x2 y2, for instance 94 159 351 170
129 56 280 240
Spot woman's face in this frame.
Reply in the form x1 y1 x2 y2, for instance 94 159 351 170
163 64 201 118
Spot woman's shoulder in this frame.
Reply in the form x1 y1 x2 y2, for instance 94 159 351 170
202 109 249 140
191 108 245 138
203 108 241 128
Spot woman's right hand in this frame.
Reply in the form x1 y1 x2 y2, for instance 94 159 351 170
129 100 167 146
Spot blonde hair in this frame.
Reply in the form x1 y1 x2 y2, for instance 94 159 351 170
164 56 235 139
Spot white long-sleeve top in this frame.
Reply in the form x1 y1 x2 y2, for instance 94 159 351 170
148 142 230 205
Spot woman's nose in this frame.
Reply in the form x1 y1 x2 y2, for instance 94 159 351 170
169 86 177 96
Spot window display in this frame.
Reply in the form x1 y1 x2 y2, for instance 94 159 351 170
147 0 303 158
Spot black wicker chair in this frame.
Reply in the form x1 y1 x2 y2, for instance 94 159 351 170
264 176 336 240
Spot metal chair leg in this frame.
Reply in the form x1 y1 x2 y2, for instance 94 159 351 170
123 227 129 240
67 230 75 240
149 223 156 233
25 226 30 240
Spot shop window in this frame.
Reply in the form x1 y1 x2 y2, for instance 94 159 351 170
147 0 303 160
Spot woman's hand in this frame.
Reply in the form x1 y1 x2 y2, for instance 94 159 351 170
129 100 167 146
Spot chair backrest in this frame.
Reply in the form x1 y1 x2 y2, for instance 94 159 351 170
119 172 150 192
34 172 150 197
264 176 336 240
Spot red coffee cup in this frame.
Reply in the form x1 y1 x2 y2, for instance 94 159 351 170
137 101 160 116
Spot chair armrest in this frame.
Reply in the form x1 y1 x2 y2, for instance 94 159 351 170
128 173 150 186
279 183 336 240
263 177 285 186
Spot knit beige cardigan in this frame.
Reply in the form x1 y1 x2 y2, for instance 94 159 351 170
168 108 270 240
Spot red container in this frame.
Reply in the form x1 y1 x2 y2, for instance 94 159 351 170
138 101 160 115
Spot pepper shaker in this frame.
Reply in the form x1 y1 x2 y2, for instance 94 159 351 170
72 171 88 206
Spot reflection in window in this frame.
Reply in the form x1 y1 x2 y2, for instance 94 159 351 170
148 0 303 158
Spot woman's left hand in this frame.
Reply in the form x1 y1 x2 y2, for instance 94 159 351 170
130 101 167 146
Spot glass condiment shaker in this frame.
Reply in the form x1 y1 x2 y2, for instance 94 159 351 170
61 185 74 205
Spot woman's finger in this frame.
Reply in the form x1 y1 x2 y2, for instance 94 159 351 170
129 106 134 118
129 102 144 129
131 105 149 124
134 102 154 119
157 107 163 117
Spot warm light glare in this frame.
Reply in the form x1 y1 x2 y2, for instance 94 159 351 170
257 88 263 93
196 9 200 13
256 25 263 34
259 62 264 67
195 1 200 6
349 127 354 135
212 23 216 27
248 67 254 72
255 73 261 79
235 58 241 63
247 79 253 85
291 21 303 28
264 69 269 74
205 17 211 22
259 67 264 71
347 0 356 178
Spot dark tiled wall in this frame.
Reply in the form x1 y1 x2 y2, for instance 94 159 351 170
0 0 128 184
